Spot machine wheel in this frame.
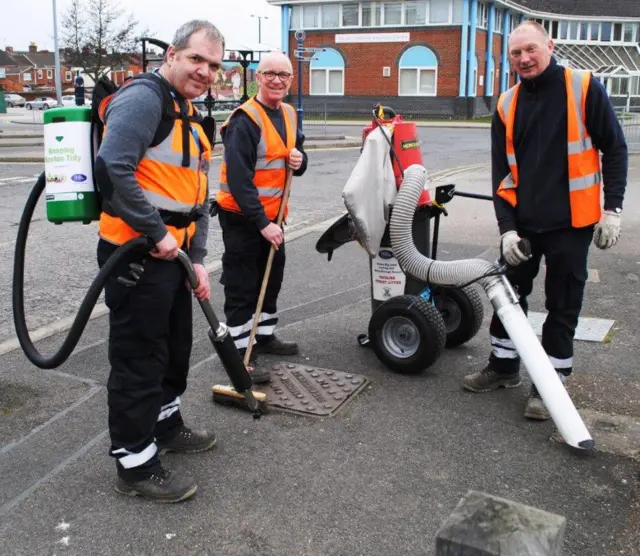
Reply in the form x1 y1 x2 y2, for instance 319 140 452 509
431 285 484 348
368 295 446 374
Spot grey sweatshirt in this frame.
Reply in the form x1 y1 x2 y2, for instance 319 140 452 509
97 79 210 265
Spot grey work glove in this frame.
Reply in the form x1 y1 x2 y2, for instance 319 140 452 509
593 210 621 250
501 231 531 266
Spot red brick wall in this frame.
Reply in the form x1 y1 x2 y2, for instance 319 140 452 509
493 33 503 94
288 27 464 97
474 30 487 96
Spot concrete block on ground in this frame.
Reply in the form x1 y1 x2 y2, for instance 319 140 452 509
435 490 566 556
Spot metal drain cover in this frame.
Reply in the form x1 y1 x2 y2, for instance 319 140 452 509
255 362 369 418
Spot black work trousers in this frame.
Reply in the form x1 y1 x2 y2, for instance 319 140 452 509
218 209 285 350
489 226 594 376
97 239 192 481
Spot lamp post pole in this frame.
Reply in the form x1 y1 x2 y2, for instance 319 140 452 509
52 0 63 105
250 14 269 60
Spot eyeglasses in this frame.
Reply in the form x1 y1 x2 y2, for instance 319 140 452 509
260 71 293 81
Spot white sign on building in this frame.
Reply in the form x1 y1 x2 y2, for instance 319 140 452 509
335 32 411 44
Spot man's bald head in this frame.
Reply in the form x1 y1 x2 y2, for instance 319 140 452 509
508 19 554 80
256 51 294 109
257 51 293 74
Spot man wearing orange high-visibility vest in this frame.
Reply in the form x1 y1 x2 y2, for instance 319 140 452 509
215 51 308 384
462 21 628 420
95 21 224 503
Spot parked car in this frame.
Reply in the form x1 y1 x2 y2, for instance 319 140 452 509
25 97 57 110
4 93 26 107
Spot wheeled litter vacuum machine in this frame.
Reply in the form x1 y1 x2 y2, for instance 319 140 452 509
12 104 265 418
316 105 485 375
316 105 594 450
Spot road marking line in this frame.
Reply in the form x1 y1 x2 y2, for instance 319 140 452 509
0 386 103 456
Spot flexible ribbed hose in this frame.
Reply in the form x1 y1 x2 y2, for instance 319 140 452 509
390 164 497 289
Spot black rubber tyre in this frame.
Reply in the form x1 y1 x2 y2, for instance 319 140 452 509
368 294 446 374
431 285 484 348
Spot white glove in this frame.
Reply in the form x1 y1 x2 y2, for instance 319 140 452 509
593 210 621 250
501 231 531 266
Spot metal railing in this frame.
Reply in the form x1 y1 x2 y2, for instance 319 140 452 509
300 102 328 136
616 106 640 150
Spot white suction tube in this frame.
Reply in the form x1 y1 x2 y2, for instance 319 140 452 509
389 164 594 450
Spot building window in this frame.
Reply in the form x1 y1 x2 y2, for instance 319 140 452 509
47 70 53 79
303 5 320 28
309 48 344 95
405 0 427 25
476 3 488 29
622 23 636 43
495 9 504 32
362 2 381 27
290 5 301 29
398 45 438 96
65 71 72 81
342 3 359 26
37 70 43 79
383 1 403 26
321 4 339 28
452 0 464 24
430 0 451 24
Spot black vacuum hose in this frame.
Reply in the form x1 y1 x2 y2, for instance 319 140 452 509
12 172 152 369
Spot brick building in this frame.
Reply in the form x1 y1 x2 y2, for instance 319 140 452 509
267 0 640 118
0 43 75 92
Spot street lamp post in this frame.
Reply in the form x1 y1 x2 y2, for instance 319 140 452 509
250 14 269 59
52 0 63 106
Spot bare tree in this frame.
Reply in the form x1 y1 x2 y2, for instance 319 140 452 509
61 0 149 84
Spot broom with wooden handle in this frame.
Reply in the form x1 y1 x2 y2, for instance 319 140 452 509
243 167 294 368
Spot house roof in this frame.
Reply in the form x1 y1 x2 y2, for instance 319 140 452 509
23 52 56 67
0 50 15 66
507 1 639 18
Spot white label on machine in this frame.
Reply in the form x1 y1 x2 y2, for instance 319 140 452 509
372 248 406 301
44 121 95 200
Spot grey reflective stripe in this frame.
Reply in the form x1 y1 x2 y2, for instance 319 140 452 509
143 132 200 169
256 158 286 170
282 104 296 132
242 102 262 123
499 87 516 122
568 136 594 154
257 134 267 161
570 69 589 144
219 181 282 197
569 171 601 192
243 102 269 166
507 153 517 166
143 189 198 212
501 173 516 189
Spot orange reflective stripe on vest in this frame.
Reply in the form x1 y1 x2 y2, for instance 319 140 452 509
216 97 297 221
496 67 602 228
98 88 211 247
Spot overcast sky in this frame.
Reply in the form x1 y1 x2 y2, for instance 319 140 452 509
1 0 283 53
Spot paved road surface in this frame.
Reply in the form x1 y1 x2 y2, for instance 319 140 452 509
0 132 638 556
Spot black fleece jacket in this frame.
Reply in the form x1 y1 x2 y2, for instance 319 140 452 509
220 99 308 230
492 57 628 235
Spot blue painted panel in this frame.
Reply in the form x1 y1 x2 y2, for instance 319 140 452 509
399 46 438 68
281 5 291 55
310 48 344 69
